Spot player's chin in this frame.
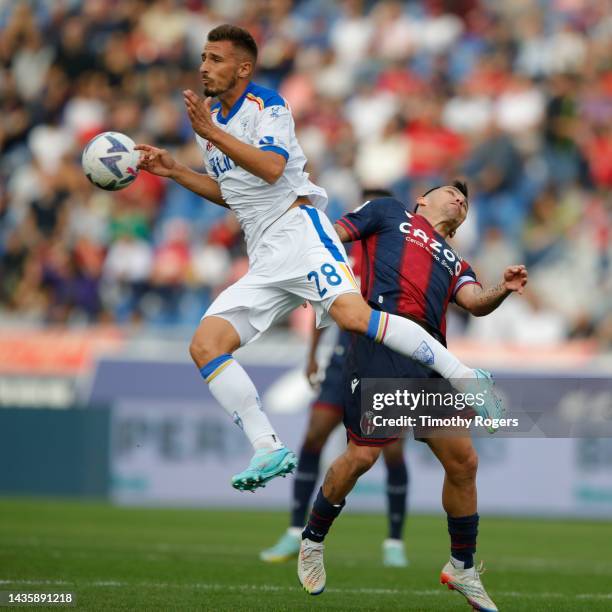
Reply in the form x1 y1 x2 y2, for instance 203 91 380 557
203 86 220 98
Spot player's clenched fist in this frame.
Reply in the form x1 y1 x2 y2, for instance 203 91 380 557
134 144 176 177
503 265 528 294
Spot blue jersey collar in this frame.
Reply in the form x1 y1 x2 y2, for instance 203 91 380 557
216 82 253 125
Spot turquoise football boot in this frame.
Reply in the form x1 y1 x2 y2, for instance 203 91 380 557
383 539 409 567
472 369 504 433
231 447 297 492
260 528 301 562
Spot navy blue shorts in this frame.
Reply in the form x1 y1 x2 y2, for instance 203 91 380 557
312 331 351 415
343 333 444 446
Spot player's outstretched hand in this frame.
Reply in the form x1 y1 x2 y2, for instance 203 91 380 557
183 89 217 140
135 144 176 178
503 265 528 294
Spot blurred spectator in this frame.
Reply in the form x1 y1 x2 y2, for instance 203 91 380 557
494 74 545 136
404 96 465 180
329 0 373 71
543 73 585 186
463 118 527 240
102 231 153 323
52 16 96 81
355 115 410 188
442 80 493 136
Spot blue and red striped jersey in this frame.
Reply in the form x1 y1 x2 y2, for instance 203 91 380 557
336 197 480 341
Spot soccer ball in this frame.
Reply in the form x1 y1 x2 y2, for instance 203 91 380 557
81 131 139 191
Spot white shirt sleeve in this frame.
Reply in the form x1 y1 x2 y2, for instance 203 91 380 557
254 105 292 160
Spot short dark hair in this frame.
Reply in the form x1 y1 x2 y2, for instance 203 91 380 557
416 180 469 212
422 180 468 200
207 24 258 61
362 187 393 200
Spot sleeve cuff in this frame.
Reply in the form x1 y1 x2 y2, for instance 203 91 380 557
260 145 289 160
452 279 481 300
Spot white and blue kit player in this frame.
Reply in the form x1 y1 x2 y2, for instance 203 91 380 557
136 25 499 493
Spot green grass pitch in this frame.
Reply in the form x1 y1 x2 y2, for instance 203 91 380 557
1 498 611 611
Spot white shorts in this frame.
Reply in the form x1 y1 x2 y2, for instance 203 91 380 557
204 205 360 346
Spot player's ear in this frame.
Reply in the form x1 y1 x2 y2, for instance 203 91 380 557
237 59 253 79
415 196 426 209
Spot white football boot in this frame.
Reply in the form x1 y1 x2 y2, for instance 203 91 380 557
440 557 498 611
297 538 326 595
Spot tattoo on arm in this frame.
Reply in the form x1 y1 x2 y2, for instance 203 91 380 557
471 282 510 315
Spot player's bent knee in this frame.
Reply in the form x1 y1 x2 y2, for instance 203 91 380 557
348 445 380 477
189 318 241 368
446 449 479 483
189 337 208 367
189 335 225 368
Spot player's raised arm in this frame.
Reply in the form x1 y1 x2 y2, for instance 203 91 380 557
183 90 287 184
455 265 528 316
135 144 228 208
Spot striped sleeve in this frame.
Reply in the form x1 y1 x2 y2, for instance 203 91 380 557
452 261 481 300
336 198 386 241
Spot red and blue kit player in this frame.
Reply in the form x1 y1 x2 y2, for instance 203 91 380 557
297 181 528 612
262 190 411 567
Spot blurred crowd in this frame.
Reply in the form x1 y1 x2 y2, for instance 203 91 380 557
0 0 610 347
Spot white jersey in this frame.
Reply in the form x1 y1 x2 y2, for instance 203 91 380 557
196 82 328 258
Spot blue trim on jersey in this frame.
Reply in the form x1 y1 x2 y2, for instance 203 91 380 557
366 310 381 341
215 88 250 125
248 82 287 108
214 83 287 125
260 145 289 160
300 205 345 263
199 353 232 380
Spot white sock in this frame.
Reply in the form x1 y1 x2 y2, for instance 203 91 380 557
200 354 283 451
367 311 475 380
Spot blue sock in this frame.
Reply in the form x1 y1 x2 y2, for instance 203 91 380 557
448 513 479 569
290 447 321 528
386 460 408 540
302 487 345 543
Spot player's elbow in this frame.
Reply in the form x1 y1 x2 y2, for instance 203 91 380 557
260 153 286 184
469 305 492 317
460 299 486 317
263 163 285 184
263 169 283 184
469 307 486 317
